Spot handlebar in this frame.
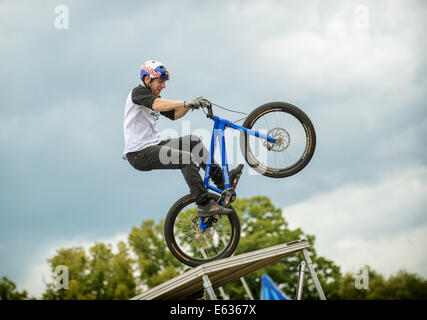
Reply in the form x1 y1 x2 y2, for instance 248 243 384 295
205 104 214 119
198 101 214 120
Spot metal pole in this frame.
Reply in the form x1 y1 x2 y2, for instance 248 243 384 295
218 286 229 300
219 238 254 301
240 277 254 300
200 248 228 300
202 275 217 300
302 249 326 300
295 261 306 300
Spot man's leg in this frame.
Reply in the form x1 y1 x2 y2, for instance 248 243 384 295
160 135 225 189
182 135 242 190
128 142 210 205
128 138 234 216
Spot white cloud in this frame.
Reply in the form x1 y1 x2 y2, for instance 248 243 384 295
221 0 426 111
260 30 415 94
374 120 426 159
283 165 427 278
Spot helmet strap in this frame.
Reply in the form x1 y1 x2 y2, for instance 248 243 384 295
142 76 153 92
147 78 155 94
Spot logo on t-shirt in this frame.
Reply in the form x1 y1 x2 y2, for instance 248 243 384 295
150 111 160 121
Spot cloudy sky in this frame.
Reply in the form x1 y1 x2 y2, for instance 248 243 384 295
0 0 426 298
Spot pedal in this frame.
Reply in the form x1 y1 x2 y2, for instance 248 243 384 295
219 188 237 208
217 164 243 207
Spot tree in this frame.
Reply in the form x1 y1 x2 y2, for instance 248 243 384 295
42 241 136 300
222 196 341 299
40 196 341 299
128 219 187 289
339 267 427 300
128 196 341 299
0 276 32 300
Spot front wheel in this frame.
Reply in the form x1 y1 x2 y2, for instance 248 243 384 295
240 102 316 178
164 193 240 267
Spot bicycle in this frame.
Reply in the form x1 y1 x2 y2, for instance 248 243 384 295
164 101 316 267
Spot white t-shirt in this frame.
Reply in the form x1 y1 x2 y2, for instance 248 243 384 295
122 85 174 160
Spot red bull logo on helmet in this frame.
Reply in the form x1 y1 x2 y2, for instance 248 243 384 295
142 64 161 78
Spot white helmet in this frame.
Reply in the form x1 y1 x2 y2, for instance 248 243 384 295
140 60 170 81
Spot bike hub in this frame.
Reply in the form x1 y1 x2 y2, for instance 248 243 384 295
264 127 290 151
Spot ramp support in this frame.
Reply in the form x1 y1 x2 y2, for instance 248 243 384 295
302 249 326 300
130 239 327 300
296 260 306 300
202 275 217 300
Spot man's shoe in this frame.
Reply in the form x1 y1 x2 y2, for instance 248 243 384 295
197 199 233 217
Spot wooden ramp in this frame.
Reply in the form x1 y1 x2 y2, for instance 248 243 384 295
130 239 325 300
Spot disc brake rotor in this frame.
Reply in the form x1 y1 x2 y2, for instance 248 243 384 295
263 128 290 151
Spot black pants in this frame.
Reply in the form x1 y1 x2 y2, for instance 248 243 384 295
127 135 224 205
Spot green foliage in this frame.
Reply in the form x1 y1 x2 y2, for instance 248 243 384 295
128 219 186 288
0 276 33 300
339 268 427 300
42 241 136 300
223 196 341 299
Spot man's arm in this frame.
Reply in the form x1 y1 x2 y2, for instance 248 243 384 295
152 96 204 119
152 98 184 112
152 98 196 120
174 106 191 120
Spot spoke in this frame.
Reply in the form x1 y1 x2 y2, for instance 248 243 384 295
177 236 193 248
274 112 279 129
174 225 192 232
213 229 230 237
247 109 312 172
262 116 271 132
171 198 235 262
175 222 194 229
273 148 277 168
289 143 303 159
289 116 300 132
282 148 288 168
178 231 195 241
175 227 193 236
209 238 220 255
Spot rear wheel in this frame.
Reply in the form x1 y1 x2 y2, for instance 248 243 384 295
240 102 316 178
164 193 240 267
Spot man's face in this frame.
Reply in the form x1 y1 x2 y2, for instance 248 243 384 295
149 78 166 97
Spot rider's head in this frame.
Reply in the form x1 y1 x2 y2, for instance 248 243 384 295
140 60 169 97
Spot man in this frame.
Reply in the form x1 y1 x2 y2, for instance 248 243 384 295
123 60 240 216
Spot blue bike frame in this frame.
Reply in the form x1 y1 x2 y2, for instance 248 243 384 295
203 115 277 194
198 115 277 232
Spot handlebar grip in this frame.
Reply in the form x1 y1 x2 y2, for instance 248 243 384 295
207 105 214 119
